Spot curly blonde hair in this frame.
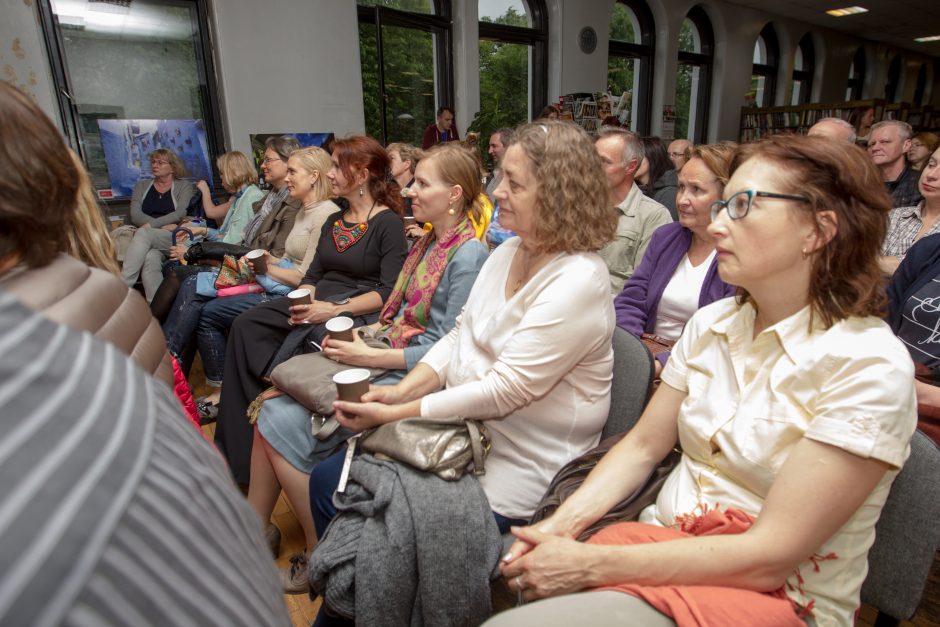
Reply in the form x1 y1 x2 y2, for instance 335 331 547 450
512 121 617 254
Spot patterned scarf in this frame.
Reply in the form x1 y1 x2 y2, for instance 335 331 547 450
241 185 288 246
379 215 477 348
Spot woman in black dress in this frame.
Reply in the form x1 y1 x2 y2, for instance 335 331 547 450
214 136 408 487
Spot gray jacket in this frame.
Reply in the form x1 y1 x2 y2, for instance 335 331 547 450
309 454 502 626
129 178 197 228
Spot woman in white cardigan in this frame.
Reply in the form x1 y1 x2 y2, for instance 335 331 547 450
309 120 620 538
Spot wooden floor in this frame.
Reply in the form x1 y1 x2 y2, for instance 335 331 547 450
190 361 940 627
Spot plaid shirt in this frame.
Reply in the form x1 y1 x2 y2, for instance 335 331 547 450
886 165 923 209
882 202 940 260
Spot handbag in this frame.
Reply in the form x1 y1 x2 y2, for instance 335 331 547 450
529 432 682 540
640 332 675 359
183 241 252 264
359 415 490 481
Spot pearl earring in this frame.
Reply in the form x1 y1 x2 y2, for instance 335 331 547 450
359 187 364 197
447 205 456 216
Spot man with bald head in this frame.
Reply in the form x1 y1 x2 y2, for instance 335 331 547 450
667 139 692 171
808 118 857 143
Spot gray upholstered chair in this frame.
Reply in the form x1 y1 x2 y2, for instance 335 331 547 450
860 430 940 626
602 326 655 439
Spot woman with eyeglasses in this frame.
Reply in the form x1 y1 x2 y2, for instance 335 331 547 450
907 132 939 171
492 136 916 627
614 144 736 375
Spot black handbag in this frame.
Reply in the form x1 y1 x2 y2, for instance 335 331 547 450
183 241 252 264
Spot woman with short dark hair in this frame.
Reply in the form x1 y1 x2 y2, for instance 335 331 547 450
635 136 678 219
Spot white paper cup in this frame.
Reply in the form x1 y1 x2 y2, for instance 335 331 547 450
288 288 312 307
333 368 371 402
245 249 267 274
326 316 355 342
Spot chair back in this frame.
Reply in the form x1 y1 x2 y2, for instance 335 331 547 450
861 430 940 622
601 327 655 440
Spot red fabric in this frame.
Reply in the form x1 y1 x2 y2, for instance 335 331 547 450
587 508 805 627
170 355 202 433
216 283 263 298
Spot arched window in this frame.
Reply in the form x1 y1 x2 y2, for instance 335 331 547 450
914 63 929 106
477 0 548 141
845 46 865 100
748 23 779 107
885 54 903 102
358 0 453 145
790 33 814 105
606 0 655 133
676 6 714 142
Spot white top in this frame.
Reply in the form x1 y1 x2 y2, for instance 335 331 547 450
648 298 917 627
653 249 715 341
283 199 340 273
419 237 614 519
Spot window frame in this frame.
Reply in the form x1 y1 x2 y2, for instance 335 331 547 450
358 1 454 146
791 32 815 105
477 0 548 118
751 23 778 107
846 45 866 101
677 5 713 143
607 0 655 134
35 0 225 203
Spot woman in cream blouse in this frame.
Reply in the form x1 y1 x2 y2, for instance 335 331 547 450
492 136 917 627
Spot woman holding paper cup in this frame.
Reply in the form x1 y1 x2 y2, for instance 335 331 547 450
308 122 618 604
246 143 488 591
162 146 338 411
214 135 408 491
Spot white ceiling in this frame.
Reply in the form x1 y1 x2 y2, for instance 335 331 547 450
724 0 940 57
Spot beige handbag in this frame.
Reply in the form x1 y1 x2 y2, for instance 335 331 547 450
359 416 491 481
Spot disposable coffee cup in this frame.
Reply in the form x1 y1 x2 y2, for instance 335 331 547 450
109 215 124 230
245 249 267 274
333 368 371 402
325 316 355 342
288 288 311 307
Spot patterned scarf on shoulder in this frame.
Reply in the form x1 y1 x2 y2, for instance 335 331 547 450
379 215 477 348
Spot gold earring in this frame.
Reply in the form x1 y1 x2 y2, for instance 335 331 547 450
802 248 809 260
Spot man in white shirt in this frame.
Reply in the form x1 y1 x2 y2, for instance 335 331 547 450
595 127 673 294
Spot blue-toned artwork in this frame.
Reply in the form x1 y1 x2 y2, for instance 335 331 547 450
98 119 212 197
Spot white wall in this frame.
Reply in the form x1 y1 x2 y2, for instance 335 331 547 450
1 0 60 126
209 0 364 158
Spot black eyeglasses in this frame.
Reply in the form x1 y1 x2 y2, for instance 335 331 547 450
710 189 811 221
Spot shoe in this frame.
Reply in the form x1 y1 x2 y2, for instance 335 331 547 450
266 523 281 558
280 552 309 595
196 400 219 425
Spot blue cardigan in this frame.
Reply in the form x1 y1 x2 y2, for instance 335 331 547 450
888 232 940 333
613 222 735 362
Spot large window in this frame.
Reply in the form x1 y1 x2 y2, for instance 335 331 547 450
358 1 453 146
747 24 778 108
884 54 903 103
474 0 547 152
676 6 713 142
38 0 223 199
914 63 929 106
790 33 814 105
606 0 655 133
846 46 866 100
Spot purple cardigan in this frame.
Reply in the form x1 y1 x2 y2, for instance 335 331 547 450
613 222 734 361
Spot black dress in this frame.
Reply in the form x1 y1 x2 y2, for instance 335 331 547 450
214 208 407 485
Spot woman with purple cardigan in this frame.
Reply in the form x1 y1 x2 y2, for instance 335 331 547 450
614 144 736 373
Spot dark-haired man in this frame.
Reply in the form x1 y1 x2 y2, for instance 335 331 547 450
422 106 460 149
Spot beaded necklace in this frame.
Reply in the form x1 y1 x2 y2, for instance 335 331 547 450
332 199 377 252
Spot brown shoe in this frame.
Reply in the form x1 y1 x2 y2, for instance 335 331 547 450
280 553 309 595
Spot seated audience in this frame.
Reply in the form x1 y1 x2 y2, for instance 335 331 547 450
807 117 856 143
0 292 289 627
149 136 302 321
595 126 673 294
214 135 408 487
249 143 489 592
387 142 422 222
163 146 339 416
667 139 691 171
120 148 197 300
422 105 459 149
849 105 875 145
183 150 264 247
308 120 618 624
492 135 916 627
0 81 173 388
908 132 939 171
880 144 940 275
636 136 679 219
614 144 736 371
485 127 513 202
869 120 923 209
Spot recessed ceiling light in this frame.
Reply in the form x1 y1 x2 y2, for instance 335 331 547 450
914 35 940 42
825 6 869 16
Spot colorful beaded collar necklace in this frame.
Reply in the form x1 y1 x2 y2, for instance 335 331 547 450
333 199 377 252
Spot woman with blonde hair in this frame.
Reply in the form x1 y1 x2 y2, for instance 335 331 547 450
249 142 489 591
492 135 915 627
183 150 264 247
66 149 120 275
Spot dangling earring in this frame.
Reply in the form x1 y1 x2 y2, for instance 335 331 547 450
801 248 809 260
359 187 364 197
447 204 456 216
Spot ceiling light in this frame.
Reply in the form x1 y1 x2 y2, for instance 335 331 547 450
825 6 869 16
914 35 940 42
